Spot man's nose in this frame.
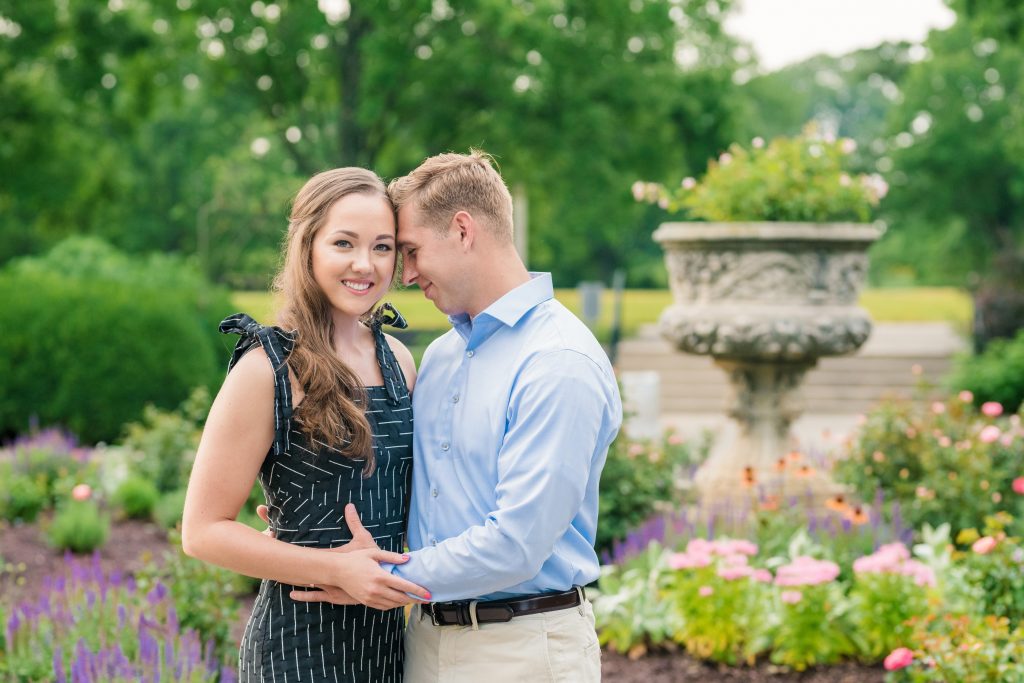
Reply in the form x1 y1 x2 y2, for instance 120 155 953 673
401 262 417 286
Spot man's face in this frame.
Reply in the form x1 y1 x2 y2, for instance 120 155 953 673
397 205 468 316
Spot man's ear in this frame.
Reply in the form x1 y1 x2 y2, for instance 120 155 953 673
452 210 476 251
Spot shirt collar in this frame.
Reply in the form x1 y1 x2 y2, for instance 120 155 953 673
450 272 554 344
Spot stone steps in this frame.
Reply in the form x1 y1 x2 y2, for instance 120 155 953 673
615 322 967 415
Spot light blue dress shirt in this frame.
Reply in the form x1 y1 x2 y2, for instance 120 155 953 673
390 272 622 602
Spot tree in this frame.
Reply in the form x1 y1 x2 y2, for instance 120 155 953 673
2 0 746 286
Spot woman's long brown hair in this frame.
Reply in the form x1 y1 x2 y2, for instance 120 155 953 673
272 168 394 474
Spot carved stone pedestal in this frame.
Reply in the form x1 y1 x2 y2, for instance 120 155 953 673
654 222 883 508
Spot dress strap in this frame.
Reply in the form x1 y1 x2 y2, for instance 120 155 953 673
219 313 298 456
367 303 410 406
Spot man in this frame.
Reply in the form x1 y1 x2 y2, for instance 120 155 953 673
297 150 621 682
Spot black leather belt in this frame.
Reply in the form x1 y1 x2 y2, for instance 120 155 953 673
423 587 585 627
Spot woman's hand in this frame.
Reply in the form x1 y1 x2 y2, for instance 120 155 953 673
290 503 431 610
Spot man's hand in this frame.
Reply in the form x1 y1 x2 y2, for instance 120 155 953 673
256 505 274 538
289 504 431 610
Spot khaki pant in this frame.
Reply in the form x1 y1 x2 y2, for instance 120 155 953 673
404 600 601 683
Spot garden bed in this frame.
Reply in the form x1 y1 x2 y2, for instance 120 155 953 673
2 521 886 682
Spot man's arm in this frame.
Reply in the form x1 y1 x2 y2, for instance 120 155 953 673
391 349 618 601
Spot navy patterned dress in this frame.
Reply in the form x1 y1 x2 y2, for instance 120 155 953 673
219 305 413 683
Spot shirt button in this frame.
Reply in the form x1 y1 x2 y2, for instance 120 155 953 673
441 442 450 451
452 394 460 403
431 488 438 497
466 350 475 358
430 538 437 546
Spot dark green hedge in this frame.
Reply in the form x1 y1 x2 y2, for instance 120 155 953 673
0 238 234 443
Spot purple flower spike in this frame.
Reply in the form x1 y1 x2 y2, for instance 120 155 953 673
53 647 67 683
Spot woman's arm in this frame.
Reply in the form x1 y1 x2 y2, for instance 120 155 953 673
181 347 429 609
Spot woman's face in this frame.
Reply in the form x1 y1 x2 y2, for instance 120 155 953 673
311 192 397 319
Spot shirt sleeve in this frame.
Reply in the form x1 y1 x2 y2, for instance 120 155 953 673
388 349 617 601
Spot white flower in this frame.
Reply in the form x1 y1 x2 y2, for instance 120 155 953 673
841 138 857 154
681 177 697 190
719 152 733 165
751 136 765 149
631 181 645 202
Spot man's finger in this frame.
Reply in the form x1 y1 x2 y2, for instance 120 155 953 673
344 503 373 541
256 505 270 525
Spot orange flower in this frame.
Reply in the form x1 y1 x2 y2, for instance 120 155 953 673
825 495 849 513
741 466 757 488
760 494 780 511
846 505 870 525
795 464 814 478
775 457 787 472
787 451 802 462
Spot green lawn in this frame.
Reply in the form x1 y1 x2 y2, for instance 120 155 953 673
232 286 972 339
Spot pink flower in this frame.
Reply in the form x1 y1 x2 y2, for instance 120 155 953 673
938 436 952 448
884 647 914 671
1012 477 1024 495
667 433 685 445
958 390 974 402
698 585 714 597
840 138 857 154
780 590 803 604
680 177 697 190
751 136 765 149
775 556 840 586
668 552 712 570
71 484 92 501
982 401 1004 417
753 569 773 583
979 425 1001 444
931 401 946 414
718 565 754 581
718 152 733 165
972 536 997 555
1002 434 1014 447
657 197 669 209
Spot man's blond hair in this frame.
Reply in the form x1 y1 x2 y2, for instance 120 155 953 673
388 150 514 243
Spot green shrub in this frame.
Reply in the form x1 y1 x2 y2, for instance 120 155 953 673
952 328 1024 414
154 488 188 530
47 500 109 553
0 429 97 520
120 387 209 493
112 475 159 519
597 428 710 554
834 394 1022 535
0 267 223 444
0 472 47 523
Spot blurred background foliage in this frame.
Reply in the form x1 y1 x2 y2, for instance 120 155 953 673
4 0 1024 441
1 0 1019 289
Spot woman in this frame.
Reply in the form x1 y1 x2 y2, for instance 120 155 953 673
182 167 429 683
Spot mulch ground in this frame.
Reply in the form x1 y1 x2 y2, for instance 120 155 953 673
1 520 886 682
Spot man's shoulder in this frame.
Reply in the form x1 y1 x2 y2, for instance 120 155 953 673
419 328 461 367
525 299 609 365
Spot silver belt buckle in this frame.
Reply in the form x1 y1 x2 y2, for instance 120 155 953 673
427 604 441 626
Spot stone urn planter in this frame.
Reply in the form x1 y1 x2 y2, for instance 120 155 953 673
653 221 884 508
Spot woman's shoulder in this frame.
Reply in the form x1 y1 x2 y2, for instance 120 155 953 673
384 333 417 388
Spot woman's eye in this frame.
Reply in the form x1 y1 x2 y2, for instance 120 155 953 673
334 240 351 248
374 243 393 252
